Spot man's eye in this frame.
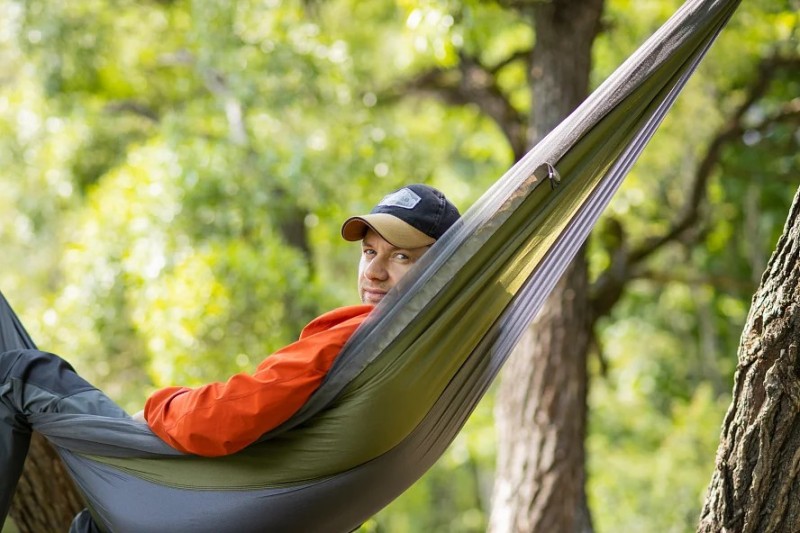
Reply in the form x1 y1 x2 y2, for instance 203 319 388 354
363 248 376 256
394 253 410 261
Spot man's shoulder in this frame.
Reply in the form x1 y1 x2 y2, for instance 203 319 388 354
299 305 374 338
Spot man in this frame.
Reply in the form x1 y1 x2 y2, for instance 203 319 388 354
138 183 460 456
0 184 459 521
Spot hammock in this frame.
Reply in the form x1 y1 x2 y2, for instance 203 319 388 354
1 0 741 530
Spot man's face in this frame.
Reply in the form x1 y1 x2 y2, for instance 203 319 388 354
358 229 430 305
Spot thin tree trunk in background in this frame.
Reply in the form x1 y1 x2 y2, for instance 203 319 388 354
489 0 603 531
9 433 83 532
698 186 800 533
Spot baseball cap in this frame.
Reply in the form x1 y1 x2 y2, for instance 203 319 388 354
341 184 461 249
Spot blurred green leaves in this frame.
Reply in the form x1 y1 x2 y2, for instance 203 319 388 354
0 0 797 531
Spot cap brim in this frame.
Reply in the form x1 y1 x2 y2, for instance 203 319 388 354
341 214 435 249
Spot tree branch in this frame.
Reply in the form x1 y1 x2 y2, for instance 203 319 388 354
158 49 249 146
489 49 531 75
633 269 756 293
200 69 249 146
389 49 530 158
103 100 160 122
629 56 800 265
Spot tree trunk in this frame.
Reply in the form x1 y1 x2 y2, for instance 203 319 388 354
698 186 800 532
9 433 84 532
489 1 603 532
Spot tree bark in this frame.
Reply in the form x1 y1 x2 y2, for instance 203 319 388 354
698 186 800 533
9 433 84 532
489 2 604 531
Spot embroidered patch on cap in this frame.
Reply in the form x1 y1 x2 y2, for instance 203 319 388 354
378 188 421 209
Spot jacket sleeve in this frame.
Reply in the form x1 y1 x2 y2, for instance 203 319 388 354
143 306 372 457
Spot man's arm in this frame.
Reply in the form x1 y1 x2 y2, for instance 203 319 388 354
142 305 372 457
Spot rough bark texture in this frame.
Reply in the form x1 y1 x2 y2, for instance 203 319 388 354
8 433 84 532
489 1 604 532
525 0 604 150
698 186 800 533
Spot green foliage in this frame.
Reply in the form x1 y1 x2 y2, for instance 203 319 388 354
589 383 730 532
0 0 797 529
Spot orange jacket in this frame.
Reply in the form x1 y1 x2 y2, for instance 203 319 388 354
144 305 373 456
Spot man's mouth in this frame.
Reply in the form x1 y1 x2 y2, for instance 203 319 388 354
362 288 387 303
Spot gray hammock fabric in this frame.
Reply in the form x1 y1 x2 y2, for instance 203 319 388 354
1 0 741 530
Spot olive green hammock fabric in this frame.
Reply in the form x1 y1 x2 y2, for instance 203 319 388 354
5 0 740 531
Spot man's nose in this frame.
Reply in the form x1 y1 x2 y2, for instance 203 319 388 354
365 257 389 280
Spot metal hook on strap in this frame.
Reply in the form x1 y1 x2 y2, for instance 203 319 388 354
532 162 561 191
